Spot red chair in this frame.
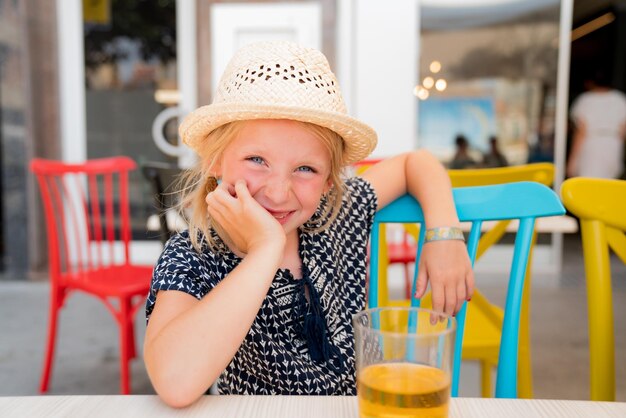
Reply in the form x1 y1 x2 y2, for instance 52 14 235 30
385 230 417 298
31 157 153 394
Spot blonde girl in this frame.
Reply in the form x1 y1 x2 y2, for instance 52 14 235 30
144 41 473 407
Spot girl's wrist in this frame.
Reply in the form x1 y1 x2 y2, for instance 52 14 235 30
248 234 286 257
245 244 284 274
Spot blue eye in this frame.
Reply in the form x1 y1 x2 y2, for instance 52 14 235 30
247 156 264 164
297 166 317 173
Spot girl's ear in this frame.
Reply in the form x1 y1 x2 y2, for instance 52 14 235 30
323 178 333 194
210 159 222 178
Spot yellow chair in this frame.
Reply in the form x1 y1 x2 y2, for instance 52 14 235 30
360 161 555 398
561 177 626 401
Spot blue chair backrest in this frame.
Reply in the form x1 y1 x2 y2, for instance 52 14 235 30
368 181 565 398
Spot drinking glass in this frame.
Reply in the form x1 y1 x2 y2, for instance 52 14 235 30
353 307 456 418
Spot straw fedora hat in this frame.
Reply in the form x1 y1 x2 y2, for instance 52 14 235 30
179 40 377 165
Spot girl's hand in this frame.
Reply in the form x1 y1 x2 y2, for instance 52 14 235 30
414 240 474 316
206 179 286 255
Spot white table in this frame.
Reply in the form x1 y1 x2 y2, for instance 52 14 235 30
1 395 625 418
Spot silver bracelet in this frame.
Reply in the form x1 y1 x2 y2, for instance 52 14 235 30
425 226 465 243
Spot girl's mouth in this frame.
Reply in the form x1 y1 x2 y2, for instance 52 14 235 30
268 210 293 224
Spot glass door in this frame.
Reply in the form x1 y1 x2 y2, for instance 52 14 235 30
82 0 178 242
57 0 186 264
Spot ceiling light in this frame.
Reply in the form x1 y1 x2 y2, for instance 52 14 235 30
423 76 435 89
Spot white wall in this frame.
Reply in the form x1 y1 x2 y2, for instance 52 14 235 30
349 0 419 158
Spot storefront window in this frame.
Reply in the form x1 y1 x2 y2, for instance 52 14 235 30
0 0 28 273
417 0 560 168
83 0 177 239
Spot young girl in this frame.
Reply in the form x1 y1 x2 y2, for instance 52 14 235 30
144 41 473 407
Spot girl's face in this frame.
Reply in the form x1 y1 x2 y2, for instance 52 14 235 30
216 119 332 238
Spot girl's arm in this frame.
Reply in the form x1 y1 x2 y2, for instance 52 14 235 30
144 181 285 408
361 150 474 315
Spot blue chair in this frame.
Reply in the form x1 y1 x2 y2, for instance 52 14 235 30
368 181 565 398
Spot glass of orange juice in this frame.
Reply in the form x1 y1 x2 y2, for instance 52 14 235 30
353 307 456 418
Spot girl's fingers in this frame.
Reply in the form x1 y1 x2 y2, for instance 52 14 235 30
234 180 253 204
206 182 240 229
430 282 444 314
456 279 466 302
429 283 446 324
455 281 467 313
466 270 475 300
208 182 244 217
207 184 231 204
224 181 236 197
414 263 428 298
206 197 228 224
444 285 456 317
206 188 223 209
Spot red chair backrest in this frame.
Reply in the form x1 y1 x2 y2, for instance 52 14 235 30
352 158 383 175
31 157 137 281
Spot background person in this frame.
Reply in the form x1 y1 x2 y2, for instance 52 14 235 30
482 135 508 168
449 134 477 169
567 71 626 178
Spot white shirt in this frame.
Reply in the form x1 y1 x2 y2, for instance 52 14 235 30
570 89 626 178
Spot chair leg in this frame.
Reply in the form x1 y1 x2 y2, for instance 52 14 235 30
378 225 390 306
582 220 615 401
127 323 137 360
517 345 533 398
404 263 412 299
124 298 136 360
517 247 534 399
480 360 492 398
40 288 63 393
119 298 133 395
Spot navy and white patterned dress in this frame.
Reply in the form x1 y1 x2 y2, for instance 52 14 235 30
146 177 377 395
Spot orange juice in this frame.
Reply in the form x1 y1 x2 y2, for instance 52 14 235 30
357 363 450 418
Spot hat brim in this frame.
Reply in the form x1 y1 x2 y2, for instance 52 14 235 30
180 103 377 165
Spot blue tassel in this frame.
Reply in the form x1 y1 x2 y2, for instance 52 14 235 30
294 269 344 373
302 309 329 362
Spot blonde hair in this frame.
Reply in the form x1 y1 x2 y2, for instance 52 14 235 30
176 120 347 252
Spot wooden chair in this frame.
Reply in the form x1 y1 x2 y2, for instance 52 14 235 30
359 161 556 397
445 163 555 398
561 177 626 401
368 182 565 397
31 157 153 394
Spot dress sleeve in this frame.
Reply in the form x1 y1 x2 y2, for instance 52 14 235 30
145 232 215 320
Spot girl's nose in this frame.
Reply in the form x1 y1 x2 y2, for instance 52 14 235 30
264 175 291 204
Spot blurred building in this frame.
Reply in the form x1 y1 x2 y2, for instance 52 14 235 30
0 0 624 279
